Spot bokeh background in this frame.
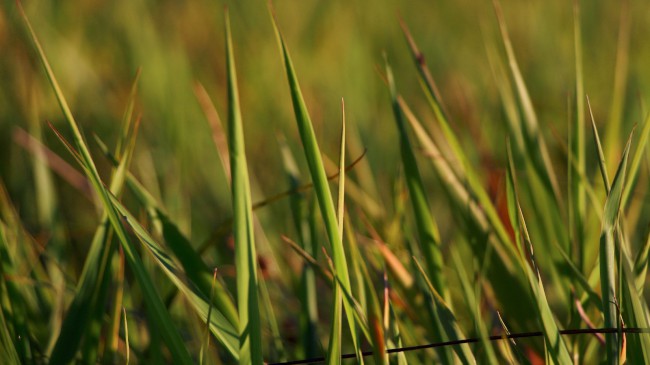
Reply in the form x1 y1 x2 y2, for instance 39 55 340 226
1 0 649 362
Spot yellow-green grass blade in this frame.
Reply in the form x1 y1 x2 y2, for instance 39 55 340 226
337 105 365 363
413 257 476 365
451 249 499 364
600 132 633 365
18 4 193 363
505 142 573 365
622 112 650 209
492 0 563 208
270 11 362 357
225 13 263 365
604 2 631 170
588 97 612 190
326 281 343 365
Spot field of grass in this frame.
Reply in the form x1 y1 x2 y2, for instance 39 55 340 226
2 0 650 364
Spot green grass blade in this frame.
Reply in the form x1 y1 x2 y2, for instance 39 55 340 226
588 96 611 190
225 13 263 365
270 10 362 356
600 131 633 365
18 4 193 363
326 282 343 365
385 61 446 300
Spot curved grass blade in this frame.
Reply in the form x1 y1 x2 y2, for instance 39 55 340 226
225 12 263 364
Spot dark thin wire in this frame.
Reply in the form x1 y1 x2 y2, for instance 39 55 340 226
268 327 650 365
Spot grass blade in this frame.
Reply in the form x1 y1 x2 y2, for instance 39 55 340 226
18 4 194 363
600 131 633 364
225 12 263 364
270 9 363 357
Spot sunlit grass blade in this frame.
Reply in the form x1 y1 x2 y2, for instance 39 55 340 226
18 4 194 363
600 131 633 365
224 12 263 364
270 8 363 357
505 141 573 364
492 0 563 207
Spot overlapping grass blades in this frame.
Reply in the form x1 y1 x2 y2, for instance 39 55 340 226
48 72 139 364
17 3 194 364
225 12 263 364
270 8 365 361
